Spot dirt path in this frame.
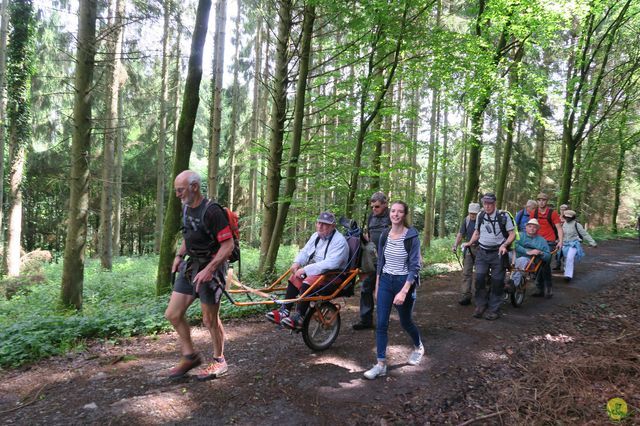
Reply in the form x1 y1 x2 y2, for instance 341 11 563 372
1 239 638 425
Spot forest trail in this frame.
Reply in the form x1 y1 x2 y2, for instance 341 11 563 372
1 238 638 425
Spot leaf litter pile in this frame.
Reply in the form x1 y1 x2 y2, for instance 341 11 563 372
397 266 639 425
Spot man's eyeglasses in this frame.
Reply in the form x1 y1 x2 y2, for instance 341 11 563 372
371 204 383 209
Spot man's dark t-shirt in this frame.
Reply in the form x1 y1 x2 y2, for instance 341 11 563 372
183 200 232 258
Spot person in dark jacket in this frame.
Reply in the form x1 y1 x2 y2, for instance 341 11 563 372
364 201 423 380
354 191 391 330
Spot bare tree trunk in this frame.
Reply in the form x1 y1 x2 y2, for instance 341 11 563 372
207 0 227 199
423 88 438 248
171 8 182 148
99 0 125 270
61 0 97 309
6 0 35 277
0 0 9 247
228 0 242 211
155 0 173 253
438 103 449 238
258 0 291 272
263 4 315 272
247 15 262 244
156 0 212 294
112 85 124 256
346 4 410 217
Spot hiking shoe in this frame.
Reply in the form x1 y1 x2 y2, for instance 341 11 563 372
197 359 228 381
408 344 425 366
281 313 304 331
353 322 373 331
458 295 472 306
364 363 387 380
265 308 289 325
472 306 486 319
564 276 572 282
168 353 202 379
484 311 500 321
544 287 553 299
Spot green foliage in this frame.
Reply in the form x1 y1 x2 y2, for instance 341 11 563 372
0 245 300 369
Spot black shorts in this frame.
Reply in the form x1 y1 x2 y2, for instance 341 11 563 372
173 260 228 305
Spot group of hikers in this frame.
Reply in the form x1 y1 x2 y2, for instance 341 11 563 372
163 169 596 382
452 192 596 320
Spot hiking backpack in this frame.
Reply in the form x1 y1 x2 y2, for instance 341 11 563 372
477 209 519 246
533 208 559 240
183 200 241 263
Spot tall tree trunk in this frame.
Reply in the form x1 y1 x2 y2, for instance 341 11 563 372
258 0 291 273
423 87 439 248
0 0 9 247
5 0 35 277
438 103 449 238
61 0 97 309
496 47 523 208
99 0 125 270
559 0 632 204
155 0 173 253
408 87 419 206
207 0 227 199
247 15 262 244
156 0 212 294
170 8 182 148
228 0 242 211
263 4 315 273
346 4 409 217
533 94 549 190
112 85 124 256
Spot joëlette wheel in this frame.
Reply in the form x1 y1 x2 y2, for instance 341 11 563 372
511 283 525 307
302 302 341 351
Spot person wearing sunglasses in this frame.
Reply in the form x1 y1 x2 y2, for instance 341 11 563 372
353 192 391 330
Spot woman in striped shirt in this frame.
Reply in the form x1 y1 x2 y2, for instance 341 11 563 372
364 201 424 380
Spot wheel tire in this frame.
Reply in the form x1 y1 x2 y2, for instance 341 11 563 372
511 283 525 307
302 302 341 351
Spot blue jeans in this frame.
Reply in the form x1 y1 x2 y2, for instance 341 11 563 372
375 273 421 361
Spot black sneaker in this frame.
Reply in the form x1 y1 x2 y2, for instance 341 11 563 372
564 277 572 282
353 322 373 330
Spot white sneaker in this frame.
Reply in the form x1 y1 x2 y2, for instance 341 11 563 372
364 363 387 380
408 344 424 365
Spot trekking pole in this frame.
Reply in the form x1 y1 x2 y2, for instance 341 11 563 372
454 248 464 269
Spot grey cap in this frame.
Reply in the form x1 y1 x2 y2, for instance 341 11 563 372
481 193 497 203
317 211 336 225
468 203 481 214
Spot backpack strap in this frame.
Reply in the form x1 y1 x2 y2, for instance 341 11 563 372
534 208 559 239
309 230 335 262
496 210 509 239
199 199 215 241
575 222 585 240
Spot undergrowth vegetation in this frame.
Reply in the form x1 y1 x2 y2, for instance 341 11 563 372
0 227 633 368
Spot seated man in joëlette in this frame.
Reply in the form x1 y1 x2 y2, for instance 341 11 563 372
266 211 349 330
